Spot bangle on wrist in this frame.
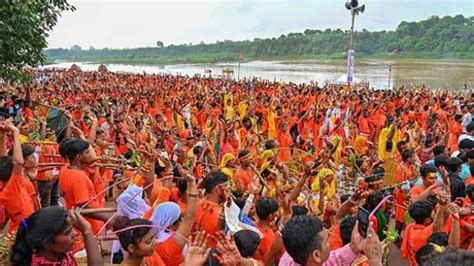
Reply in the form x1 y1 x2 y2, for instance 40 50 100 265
188 192 199 198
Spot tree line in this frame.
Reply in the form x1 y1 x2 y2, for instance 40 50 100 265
45 15 474 64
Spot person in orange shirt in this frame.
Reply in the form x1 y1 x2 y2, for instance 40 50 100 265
254 197 279 261
277 122 293 164
139 159 174 221
329 216 358 250
410 165 441 202
58 138 111 251
149 162 172 207
113 216 165 266
401 199 449 266
194 171 228 247
448 114 464 154
234 149 254 191
151 172 198 266
173 179 188 213
0 121 40 233
358 110 372 136
394 149 418 232
240 117 259 155
85 164 108 208
466 174 474 187
36 141 63 207
437 103 449 123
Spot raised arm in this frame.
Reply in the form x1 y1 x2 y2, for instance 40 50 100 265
70 123 86 141
411 183 439 202
173 172 198 248
0 124 6 157
447 203 460 249
6 120 24 175
70 209 103 266
87 112 98 144
387 122 397 142
432 194 450 233
288 171 310 202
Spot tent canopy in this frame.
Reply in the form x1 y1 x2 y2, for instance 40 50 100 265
334 74 360 84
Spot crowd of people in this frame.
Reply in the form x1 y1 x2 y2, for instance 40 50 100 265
0 66 473 266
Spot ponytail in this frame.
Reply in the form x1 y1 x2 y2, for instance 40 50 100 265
10 220 32 266
9 207 69 266
113 216 151 251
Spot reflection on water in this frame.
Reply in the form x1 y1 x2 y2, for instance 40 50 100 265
44 59 473 90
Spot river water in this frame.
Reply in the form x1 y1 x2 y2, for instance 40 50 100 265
45 59 473 90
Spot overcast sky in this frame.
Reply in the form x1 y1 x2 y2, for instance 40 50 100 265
46 0 474 49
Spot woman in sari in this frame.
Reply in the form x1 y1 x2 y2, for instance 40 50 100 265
220 152 237 190
353 135 369 157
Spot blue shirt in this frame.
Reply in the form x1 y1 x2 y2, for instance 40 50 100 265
460 163 471 181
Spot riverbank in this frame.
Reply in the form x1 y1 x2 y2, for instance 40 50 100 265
44 58 473 90
45 52 474 66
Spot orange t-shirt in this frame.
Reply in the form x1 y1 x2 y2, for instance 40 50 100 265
141 179 172 220
410 185 440 200
254 224 276 261
448 122 463 153
194 199 222 247
155 237 184 266
0 173 38 233
150 179 171 207
196 110 207 130
169 187 180 203
59 167 103 234
458 216 474 249
144 250 166 266
177 199 187 213
277 131 293 163
465 175 474 186
328 223 343 250
410 186 424 200
233 168 252 191
401 223 433 266
358 116 370 134
90 168 107 208
37 143 64 181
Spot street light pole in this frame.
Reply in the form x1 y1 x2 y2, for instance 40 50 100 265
345 1 365 85
349 12 355 50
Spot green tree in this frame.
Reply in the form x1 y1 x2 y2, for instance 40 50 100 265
0 0 75 83
71 44 82 51
43 14 473 63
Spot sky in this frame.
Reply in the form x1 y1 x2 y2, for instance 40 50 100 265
47 0 474 49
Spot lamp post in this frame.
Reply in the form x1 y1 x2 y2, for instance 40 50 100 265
345 0 365 85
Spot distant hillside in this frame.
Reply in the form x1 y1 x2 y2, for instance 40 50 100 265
45 15 474 64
